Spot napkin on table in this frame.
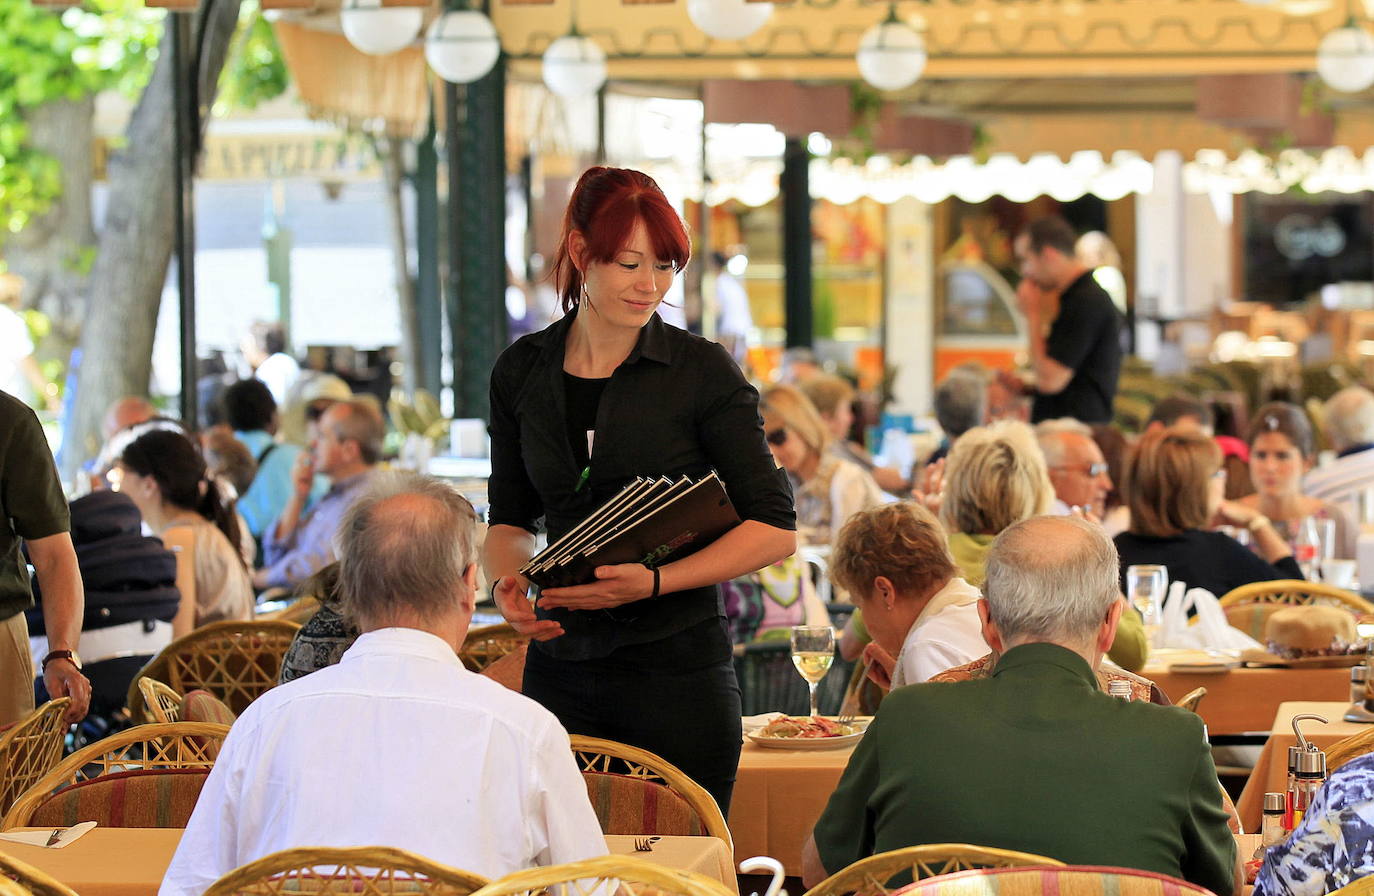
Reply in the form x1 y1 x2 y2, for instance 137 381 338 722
0 821 97 849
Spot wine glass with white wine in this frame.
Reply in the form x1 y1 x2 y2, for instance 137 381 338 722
790 625 836 718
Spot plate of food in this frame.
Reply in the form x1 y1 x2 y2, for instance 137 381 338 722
745 715 868 750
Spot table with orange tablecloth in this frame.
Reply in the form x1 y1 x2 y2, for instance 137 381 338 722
0 829 739 896
729 739 854 876
1142 663 1351 735
1234 701 1369 832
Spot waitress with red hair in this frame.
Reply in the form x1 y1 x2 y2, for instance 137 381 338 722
484 167 796 812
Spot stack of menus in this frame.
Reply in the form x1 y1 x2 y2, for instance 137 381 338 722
519 472 741 589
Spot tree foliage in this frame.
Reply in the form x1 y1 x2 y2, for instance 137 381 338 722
215 1 289 115
0 0 161 237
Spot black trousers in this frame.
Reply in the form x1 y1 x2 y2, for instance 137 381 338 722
523 616 743 816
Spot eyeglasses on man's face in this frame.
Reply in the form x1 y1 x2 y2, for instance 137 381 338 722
1054 462 1108 478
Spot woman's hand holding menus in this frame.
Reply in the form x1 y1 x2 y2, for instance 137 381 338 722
537 563 656 611
493 575 564 641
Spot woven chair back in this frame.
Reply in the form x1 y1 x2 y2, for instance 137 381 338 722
471 856 733 896
1175 687 1207 713
2 721 229 828
804 843 1064 896
126 620 300 722
0 852 79 896
257 596 321 625
1329 727 1374 773
203 845 489 896
887 864 1217 896
459 624 529 673
0 698 70 817
570 736 732 849
139 678 183 724
1329 875 1374 896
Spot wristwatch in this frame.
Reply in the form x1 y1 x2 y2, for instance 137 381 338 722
40 649 81 672
1247 515 1272 533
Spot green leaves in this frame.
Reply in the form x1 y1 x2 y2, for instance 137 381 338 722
215 0 289 115
0 0 161 236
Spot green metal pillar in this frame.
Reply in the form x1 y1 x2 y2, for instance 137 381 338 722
446 54 507 420
781 136 813 349
262 182 293 350
412 111 442 397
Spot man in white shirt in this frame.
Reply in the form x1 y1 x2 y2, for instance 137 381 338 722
1305 386 1374 522
831 502 987 687
161 473 607 896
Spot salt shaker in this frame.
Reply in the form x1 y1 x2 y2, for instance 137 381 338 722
1258 792 1287 857
1108 680 1132 700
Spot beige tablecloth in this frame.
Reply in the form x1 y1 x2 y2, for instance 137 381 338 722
0 830 739 896
1234 701 1370 831
728 740 855 876
605 835 738 893
1142 664 1350 735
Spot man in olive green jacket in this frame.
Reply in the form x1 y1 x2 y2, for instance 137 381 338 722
803 516 1238 896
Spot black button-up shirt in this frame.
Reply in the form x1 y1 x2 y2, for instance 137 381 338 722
488 311 795 660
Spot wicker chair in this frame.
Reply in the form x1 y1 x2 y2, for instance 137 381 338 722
458 624 529 673
125 620 300 722
138 678 183 723
1218 580 1373 640
0 852 79 896
471 856 734 896
1175 687 1207 713
1329 875 1374 896
203 846 489 896
2 721 229 829
0 698 70 817
257 595 321 626
803 844 1064 896
888 865 1216 896
1328 727 1374 772
570 735 732 849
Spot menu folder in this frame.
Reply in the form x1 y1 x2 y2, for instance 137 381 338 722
521 472 741 589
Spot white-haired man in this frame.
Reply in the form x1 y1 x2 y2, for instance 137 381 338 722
1305 386 1374 522
803 516 1238 896
161 473 607 896
1036 418 1114 525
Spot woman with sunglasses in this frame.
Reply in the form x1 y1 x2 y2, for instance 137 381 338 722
761 384 883 549
483 167 795 814
1114 426 1300 597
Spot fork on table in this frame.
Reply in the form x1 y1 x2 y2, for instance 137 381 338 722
633 837 661 852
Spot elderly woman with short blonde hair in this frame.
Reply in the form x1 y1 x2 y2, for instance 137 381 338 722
940 420 1147 671
939 420 1054 584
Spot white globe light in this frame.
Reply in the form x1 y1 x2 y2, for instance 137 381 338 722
856 18 926 91
687 0 773 41
542 34 607 99
1317 25 1374 93
340 0 422 56
425 10 501 84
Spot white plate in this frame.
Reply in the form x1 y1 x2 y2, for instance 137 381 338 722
746 720 868 750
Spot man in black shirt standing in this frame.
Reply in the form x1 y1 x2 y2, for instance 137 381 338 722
1010 216 1123 424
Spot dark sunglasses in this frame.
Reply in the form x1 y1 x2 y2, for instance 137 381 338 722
765 427 789 447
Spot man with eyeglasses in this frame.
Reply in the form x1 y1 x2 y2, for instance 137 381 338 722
1037 419 1113 524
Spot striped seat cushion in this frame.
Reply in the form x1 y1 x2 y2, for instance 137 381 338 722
891 865 1217 896
581 771 707 837
182 689 238 727
29 768 210 828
